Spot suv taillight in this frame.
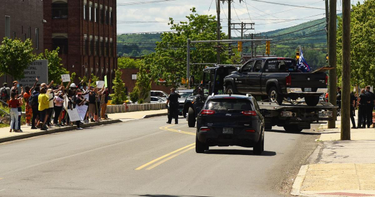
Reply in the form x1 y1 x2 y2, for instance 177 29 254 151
201 110 215 115
286 75 292 86
241 111 257 116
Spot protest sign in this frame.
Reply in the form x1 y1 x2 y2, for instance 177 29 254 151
96 81 105 88
67 108 80 122
61 74 70 82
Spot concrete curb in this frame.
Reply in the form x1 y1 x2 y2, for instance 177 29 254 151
0 119 121 144
143 112 168 119
291 165 308 196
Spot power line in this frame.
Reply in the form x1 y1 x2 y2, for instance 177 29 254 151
118 0 175 6
268 21 325 38
248 0 325 10
273 29 326 43
242 0 253 22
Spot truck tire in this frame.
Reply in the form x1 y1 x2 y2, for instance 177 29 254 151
196 136 208 153
283 125 303 133
268 86 283 105
305 96 320 106
188 107 196 127
253 132 264 155
225 84 234 94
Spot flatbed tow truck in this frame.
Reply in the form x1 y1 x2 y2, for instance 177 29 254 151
186 64 336 132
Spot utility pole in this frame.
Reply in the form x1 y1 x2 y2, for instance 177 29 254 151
216 0 221 64
228 0 231 58
341 0 351 140
251 33 254 57
328 0 337 128
231 22 255 56
325 0 329 42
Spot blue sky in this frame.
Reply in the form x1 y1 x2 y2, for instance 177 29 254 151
117 0 364 34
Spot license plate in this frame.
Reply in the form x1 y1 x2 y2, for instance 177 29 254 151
223 128 233 134
305 88 312 92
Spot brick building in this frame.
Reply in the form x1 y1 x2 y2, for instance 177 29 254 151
43 0 117 85
0 0 44 84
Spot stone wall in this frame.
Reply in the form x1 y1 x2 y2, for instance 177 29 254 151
107 103 166 113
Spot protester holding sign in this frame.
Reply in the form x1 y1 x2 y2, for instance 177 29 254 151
38 87 49 130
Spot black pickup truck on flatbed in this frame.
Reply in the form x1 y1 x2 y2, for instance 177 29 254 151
223 57 328 106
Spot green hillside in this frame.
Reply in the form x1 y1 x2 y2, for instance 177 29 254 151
117 17 329 69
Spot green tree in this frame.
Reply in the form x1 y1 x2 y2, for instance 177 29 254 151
134 64 151 103
336 0 375 88
111 69 127 104
0 38 35 79
144 8 229 87
37 47 68 84
130 86 139 103
118 57 142 69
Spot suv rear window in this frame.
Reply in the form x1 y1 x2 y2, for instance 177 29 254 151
205 99 253 111
266 59 297 72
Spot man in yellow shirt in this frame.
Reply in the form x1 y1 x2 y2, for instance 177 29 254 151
38 88 49 130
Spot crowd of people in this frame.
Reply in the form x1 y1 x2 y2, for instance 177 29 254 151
0 78 110 132
334 86 375 129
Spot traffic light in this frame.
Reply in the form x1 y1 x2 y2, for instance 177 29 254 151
296 52 300 60
238 41 243 52
326 54 329 62
265 41 271 55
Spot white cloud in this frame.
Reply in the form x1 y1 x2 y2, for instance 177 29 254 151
117 0 365 34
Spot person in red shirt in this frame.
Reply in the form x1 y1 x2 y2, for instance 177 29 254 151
9 92 22 132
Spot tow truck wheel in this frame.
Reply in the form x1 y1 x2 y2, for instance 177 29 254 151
305 96 320 106
268 87 283 105
283 125 303 133
188 107 196 127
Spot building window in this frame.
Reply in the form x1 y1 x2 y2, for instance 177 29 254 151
132 74 137 80
52 2 68 19
99 37 103 56
52 38 68 54
105 38 108 56
83 2 86 20
95 36 99 56
96 5 99 23
35 28 39 50
110 39 113 57
105 6 109 24
89 2 92 21
83 34 87 55
94 3 97 22
90 35 94 55
109 7 113 26
101 39 104 56
101 5 104 24
5 16 10 38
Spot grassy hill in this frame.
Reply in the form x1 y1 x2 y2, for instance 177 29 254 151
117 17 329 69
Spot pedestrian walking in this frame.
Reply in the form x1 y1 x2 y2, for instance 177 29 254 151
8 92 21 132
38 87 49 130
53 91 64 126
0 82 10 105
357 89 368 128
30 86 40 129
350 91 357 128
365 86 375 128
166 88 180 124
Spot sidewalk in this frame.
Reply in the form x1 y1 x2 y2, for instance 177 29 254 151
292 115 375 197
0 109 167 144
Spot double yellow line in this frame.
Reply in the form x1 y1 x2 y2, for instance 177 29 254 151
135 143 195 170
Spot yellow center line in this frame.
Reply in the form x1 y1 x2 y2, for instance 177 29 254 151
159 125 196 136
135 143 195 170
146 146 195 170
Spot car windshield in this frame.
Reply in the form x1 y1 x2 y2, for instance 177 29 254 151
180 92 193 98
205 99 253 112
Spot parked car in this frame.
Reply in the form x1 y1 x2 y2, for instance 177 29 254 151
195 94 265 155
176 89 194 116
150 96 167 104
150 90 168 98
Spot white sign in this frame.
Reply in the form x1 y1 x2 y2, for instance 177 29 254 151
67 108 80 122
76 105 88 121
96 81 105 88
61 74 70 82
19 60 48 88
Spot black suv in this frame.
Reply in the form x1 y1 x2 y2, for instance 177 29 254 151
196 94 265 155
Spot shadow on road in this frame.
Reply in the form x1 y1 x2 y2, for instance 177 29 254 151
265 129 321 136
139 195 211 197
204 149 276 156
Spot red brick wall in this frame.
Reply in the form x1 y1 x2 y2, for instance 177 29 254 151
44 0 117 89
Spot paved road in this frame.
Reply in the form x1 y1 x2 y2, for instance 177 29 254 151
0 117 320 197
